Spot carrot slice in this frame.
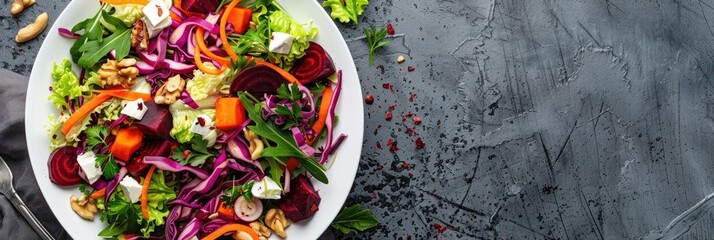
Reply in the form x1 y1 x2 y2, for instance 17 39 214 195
255 60 302 85
141 165 156 220
61 93 113 135
91 90 152 101
215 97 246 131
195 28 229 65
307 86 333 145
100 0 149 5
110 128 144 162
201 224 258 240
88 188 106 199
219 0 243 61
194 38 227 75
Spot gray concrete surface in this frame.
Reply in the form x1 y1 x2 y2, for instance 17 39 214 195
5 0 714 239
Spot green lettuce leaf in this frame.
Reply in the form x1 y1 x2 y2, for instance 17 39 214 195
186 63 230 101
109 4 144 26
48 59 82 112
322 0 369 25
139 170 176 237
169 106 216 143
268 10 317 68
45 114 70 150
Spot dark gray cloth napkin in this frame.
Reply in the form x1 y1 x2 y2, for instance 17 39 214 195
0 69 71 239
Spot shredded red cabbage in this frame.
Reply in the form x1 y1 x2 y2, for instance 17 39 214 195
58 28 79 39
319 70 343 164
104 167 127 206
143 156 210 179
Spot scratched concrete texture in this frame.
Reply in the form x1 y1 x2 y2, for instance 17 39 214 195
5 0 714 239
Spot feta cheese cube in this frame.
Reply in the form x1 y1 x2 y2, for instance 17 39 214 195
142 0 171 38
251 177 282 200
120 176 143 203
121 98 149 120
268 32 294 54
203 129 217 147
190 114 213 136
77 151 102 184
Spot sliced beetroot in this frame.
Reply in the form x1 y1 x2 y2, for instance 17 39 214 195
134 101 173 140
230 65 286 96
278 174 321 222
289 42 335 85
126 139 173 175
48 146 82 187
181 0 220 15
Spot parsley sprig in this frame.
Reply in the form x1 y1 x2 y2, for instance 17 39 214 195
85 125 119 178
171 135 214 166
363 25 390 65
220 181 255 206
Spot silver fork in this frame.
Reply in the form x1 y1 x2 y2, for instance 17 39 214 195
0 156 55 240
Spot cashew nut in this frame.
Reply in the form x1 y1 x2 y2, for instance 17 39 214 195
11 0 35 16
265 208 290 238
244 129 264 160
16 12 48 43
233 231 254 240
249 221 271 240
69 195 98 221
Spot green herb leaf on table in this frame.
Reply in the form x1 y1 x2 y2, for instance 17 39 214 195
331 204 379 234
172 135 214 166
364 25 390 65
239 93 329 183
322 0 369 25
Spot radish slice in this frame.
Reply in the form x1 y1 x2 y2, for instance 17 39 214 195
233 197 263 222
48 146 82 186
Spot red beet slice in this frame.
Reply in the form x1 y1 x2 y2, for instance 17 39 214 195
134 101 173 140
278 174 321 222
181 0 219 15
289 42 335 85
126 139 173 175
230 65 286 96
48 146 82 187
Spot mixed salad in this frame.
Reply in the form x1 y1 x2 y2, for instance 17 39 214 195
45 0 348 239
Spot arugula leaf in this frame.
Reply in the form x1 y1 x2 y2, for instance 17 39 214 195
266 157 284 189
363 25 390 65
70 5 107 64
100 10 129 32
171 135 214 166
220 181 255 206
239 93 328 183
322 0 369 25
331 204 379 234
78 28 132 68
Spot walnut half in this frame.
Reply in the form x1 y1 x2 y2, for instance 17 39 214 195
98 58 139 88
265 208 290 238
154 75 185 105
70 195 98 221
131 18 149 50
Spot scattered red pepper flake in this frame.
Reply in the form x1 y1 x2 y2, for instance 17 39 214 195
409 93 416 102
408 172 413 177
389 143 399 153
407 66 415 72
382 83 390 89
387 139 394 146
433 223 442 229
137 102 144 110
376 142 382 149
48 86 53 91
415 137 425 149
413 117 422 125
372 191 377 199
439 226 447 233
386 22 395 35
196 117 206 126
376 165 382 170
385 111 393 121
365 94 374 104
388 105 396 111
182 150 191 159
402 162 409 168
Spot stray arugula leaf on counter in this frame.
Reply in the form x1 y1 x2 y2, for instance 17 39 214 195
172 135 214 166
331 204 379 234
322 0 369 25
363 25 390 65
239 93 328 184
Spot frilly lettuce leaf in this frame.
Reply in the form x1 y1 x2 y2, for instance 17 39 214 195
45 114 71 150
109 4 144 26
186 63 230 101
49 59 82 112
139 170 176 237
169 106 216 143
322 0 369 25
99 98 124 121
268 10 318 68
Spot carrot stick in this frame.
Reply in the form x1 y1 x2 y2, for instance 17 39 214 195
141 165 156 220
307 86 333 145
220 0 242 61
88 188 106 199
194 36 227 75
169 11 183 23
255 60 302 85
61 93 113 135
91 90 152 101
201 224 258 240
195 28 229 65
